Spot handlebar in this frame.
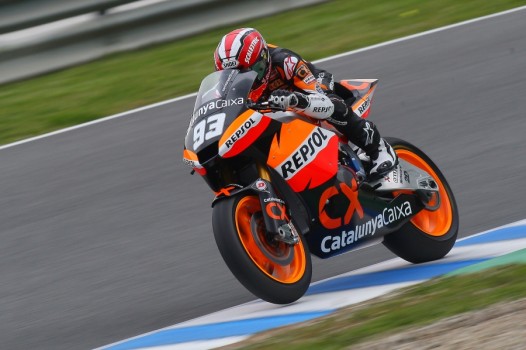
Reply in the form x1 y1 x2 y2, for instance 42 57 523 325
247 100 285 112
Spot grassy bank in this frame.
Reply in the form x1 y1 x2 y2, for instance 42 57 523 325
1 0 525 145
229 264 526 349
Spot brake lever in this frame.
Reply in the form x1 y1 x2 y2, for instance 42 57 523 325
247 100 285 112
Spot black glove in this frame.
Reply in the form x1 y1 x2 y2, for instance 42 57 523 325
268 89 300 110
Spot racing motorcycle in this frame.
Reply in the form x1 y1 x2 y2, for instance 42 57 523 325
183 69 458 304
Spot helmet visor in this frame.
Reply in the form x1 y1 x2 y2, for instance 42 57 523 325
250 51 269 81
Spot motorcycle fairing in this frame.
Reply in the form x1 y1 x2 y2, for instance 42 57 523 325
339 79 378 119
182 149 206 175
303 182 425 258
267 119 339 192
185 70 258 156
218 109 272 158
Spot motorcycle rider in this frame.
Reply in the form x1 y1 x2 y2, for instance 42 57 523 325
214 28 398 178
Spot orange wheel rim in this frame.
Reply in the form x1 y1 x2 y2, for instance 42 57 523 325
397 149 453 236
235 196 306 284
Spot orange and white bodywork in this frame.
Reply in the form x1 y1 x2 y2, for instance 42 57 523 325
183 149 206 175
267 119 339 192
340 79 378 119
219 110 271 158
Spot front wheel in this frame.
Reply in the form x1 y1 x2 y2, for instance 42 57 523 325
382 137 459 263
213 194 312 304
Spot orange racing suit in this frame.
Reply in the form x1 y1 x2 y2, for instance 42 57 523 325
263 44 382 155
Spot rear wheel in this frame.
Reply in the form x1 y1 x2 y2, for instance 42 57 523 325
213 194 312 304
382 137 459 263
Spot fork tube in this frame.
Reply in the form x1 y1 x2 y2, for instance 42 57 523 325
257 162 271 181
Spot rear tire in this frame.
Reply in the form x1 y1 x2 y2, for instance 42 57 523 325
213 194 312 304
382 137 459 263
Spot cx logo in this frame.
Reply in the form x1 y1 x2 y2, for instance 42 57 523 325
266 202 289 221
318 179 364 229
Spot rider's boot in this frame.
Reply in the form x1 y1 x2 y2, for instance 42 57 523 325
325 94 398 179
362 138 398 179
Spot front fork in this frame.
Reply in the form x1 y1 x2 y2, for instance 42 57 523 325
253 163 299 245
212 164 299 245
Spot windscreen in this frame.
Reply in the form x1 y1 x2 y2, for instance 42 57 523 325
193 70 235 111
185 70 258 153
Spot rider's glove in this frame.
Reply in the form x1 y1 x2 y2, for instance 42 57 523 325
269 89 308 110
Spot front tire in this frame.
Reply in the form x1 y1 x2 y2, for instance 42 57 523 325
382 137 459 263
213 194 312 304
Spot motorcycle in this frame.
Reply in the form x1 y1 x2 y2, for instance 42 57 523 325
183 69 458 304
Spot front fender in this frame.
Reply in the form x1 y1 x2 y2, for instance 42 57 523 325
212 179 290 236
211 184 246 207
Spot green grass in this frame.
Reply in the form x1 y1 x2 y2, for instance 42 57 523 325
230 264 526 350
1 0 526 145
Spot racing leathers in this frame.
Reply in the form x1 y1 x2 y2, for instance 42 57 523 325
263 45 397 178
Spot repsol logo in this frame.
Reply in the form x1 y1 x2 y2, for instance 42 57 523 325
303 75 315 85
321 201 413 253
313 106 331 113
245 37 260 63
279 127 330 179
190 98 244 126
225 117 256 149
182 157 194 168
357 97 370 115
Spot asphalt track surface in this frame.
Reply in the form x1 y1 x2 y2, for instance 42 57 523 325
1 9 525 350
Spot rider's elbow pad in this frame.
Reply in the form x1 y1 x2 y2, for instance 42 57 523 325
292 93 334 120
